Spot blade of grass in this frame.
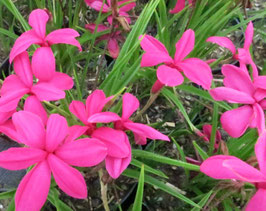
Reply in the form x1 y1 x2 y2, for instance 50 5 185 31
132 164 145 211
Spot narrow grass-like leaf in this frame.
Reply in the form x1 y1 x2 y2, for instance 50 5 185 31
0 189 16 199
191 190 213 211
193 141 209 160
132 164 145 211
208 104 219 154
132 149 200 171
123 169 200 208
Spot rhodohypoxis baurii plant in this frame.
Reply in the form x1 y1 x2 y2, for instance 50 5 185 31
210 64 266 138
85 24 124 58
169 0 193 14
207 22 258 78
196 124 222 149
200 131 266 211
114 93 170 145
84 0 136 25
9 9 81 81
0 111 107 211
0 52 73 112
139 29 212 93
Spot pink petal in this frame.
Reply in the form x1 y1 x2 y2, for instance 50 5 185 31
92 127 130 158
47 154 87 199
139 35 173 67
200 155 266 182
252 103 265 134
254 88 266 102
221 105 253 138
9 30 43 63
157 65 184 87
151 80 165 93
32 47 56 81
55 138 107 167
169 0 185 14
12 111 46 149
209 87 255 104
255 132 266 175
0 95 22 112
206 36 236 54
244 22 254 50
105 153 131 179
254 76 266 90
118 0 136 12
47 72 73 90
15 161 51 211
85 23 109 33
133 133 147 145
87 112 121 123
46 28 82 51
222 64 254 96
0 120 20 142
46 114 68 152
65 125 89 143
0 147 47 170
0 75 28 97
28 9 49 39
246 189 266 211
108 38 120 59
31 82 65 101
0 110 14 125
24 96 48 125
13 52 33 87
85 0 110 12
122 93 139 120
85 90 109 117
69 101 88 125
178 58 212 90
123 122 170 142
174 29 195 62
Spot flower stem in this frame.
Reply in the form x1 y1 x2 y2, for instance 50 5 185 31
99 169 110 211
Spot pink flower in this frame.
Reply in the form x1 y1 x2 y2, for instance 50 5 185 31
196 124 221 149
113 93 170 145
69 90 120 135
85 24 124 59
0 111 107 211
200 131 266 211
84 0 136 25
9 9 81 81
0 52 73 112
139 30 212 93
169 0 193 14
207 22 258 78
210 64 266 138
92 127 131 178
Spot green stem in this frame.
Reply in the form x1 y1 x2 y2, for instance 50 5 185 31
99 169 110 211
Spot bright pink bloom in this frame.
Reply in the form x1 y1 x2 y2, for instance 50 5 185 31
92 127 131 178
200 131 266 211
69 90 120 135
9 9 81 80
169 0 193 14
112 93 170 145
207 22 258 78
0 111 107 211
139 30 212 93
84 0 136 25
210 64 266 138
85 24 124 58
0 52 73 112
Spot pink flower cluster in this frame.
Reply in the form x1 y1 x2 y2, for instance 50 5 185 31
84 0 136 58
0 9 169 211
199 22 266 210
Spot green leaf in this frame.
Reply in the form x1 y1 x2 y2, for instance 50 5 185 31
131 158 168 179
193 141 209 160
47 188 73 211
123 169 200 208
0 28 18 39
132 149 200 171
191 191 213 211
0 189 16 199
132 164 145 211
